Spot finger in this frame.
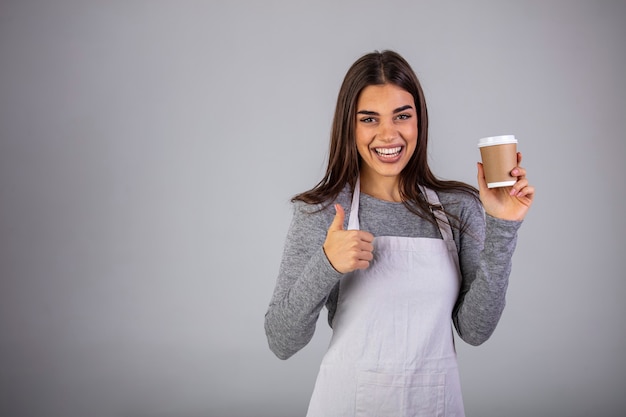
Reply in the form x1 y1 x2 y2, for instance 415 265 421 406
354 260 371 270
361 250 374 261
520 184 535 199
345 234 374 252
509 178 529 196
358 241 375 253
328 204 345 231
358 231 375 243
344 249 373 271
476 162 488 190
511 165 526 178
354 253 373 269
514 183 535 199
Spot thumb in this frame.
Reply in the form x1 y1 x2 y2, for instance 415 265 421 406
328 204 345 231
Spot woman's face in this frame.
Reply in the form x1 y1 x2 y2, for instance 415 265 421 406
355 83 418 184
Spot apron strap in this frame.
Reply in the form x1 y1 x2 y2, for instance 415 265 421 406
419 185 462 281
418 185 454 243
347 177 361 230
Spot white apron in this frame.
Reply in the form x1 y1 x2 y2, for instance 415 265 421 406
306 180 465 417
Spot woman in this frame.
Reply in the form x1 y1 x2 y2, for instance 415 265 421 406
264 50 534 417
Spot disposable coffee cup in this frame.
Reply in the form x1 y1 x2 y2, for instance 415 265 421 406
478 135 518 188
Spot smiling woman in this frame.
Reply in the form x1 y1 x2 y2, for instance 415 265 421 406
264 50 535 417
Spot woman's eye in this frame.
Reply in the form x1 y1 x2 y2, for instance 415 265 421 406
397 113 411 120
360 117 375 123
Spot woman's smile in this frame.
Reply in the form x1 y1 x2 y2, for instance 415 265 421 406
373 145 404 161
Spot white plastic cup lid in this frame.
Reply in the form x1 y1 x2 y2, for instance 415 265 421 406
478 135 517 148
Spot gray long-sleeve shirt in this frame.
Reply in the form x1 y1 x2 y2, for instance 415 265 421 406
265 185 522 360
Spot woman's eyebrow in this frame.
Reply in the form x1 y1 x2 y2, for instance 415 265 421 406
356 105 414 116
393 105 414 113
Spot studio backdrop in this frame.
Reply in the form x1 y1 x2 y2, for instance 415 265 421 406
1 1 624 416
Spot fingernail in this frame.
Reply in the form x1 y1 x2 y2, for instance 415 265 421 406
510 188 517 196
511 168 519 176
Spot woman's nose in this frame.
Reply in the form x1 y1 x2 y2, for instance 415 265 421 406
377 119 397 141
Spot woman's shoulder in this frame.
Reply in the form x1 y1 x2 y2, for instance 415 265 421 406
293 184 352 210
431 186 483 217
291 184 352 222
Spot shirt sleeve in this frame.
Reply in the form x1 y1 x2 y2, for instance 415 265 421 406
452 197 523 346
264 201 343 360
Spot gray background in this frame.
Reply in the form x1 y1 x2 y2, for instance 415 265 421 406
1 1 624 416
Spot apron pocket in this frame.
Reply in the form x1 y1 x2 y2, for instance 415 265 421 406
355 370 445 417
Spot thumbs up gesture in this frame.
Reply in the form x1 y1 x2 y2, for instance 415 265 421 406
323 204 375 274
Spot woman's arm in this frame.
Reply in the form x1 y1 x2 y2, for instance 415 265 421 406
453 152 533 344
264 202 343 359
452 195 522 345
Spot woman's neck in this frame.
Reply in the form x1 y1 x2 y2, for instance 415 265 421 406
359 171 402 202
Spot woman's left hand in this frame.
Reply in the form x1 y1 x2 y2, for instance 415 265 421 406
477 152 535 221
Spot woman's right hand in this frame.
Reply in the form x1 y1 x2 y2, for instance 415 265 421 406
323 204 374 274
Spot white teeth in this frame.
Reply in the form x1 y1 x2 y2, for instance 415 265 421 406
375 147 402 156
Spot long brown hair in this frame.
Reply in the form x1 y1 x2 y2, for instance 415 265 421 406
294 50 478 223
